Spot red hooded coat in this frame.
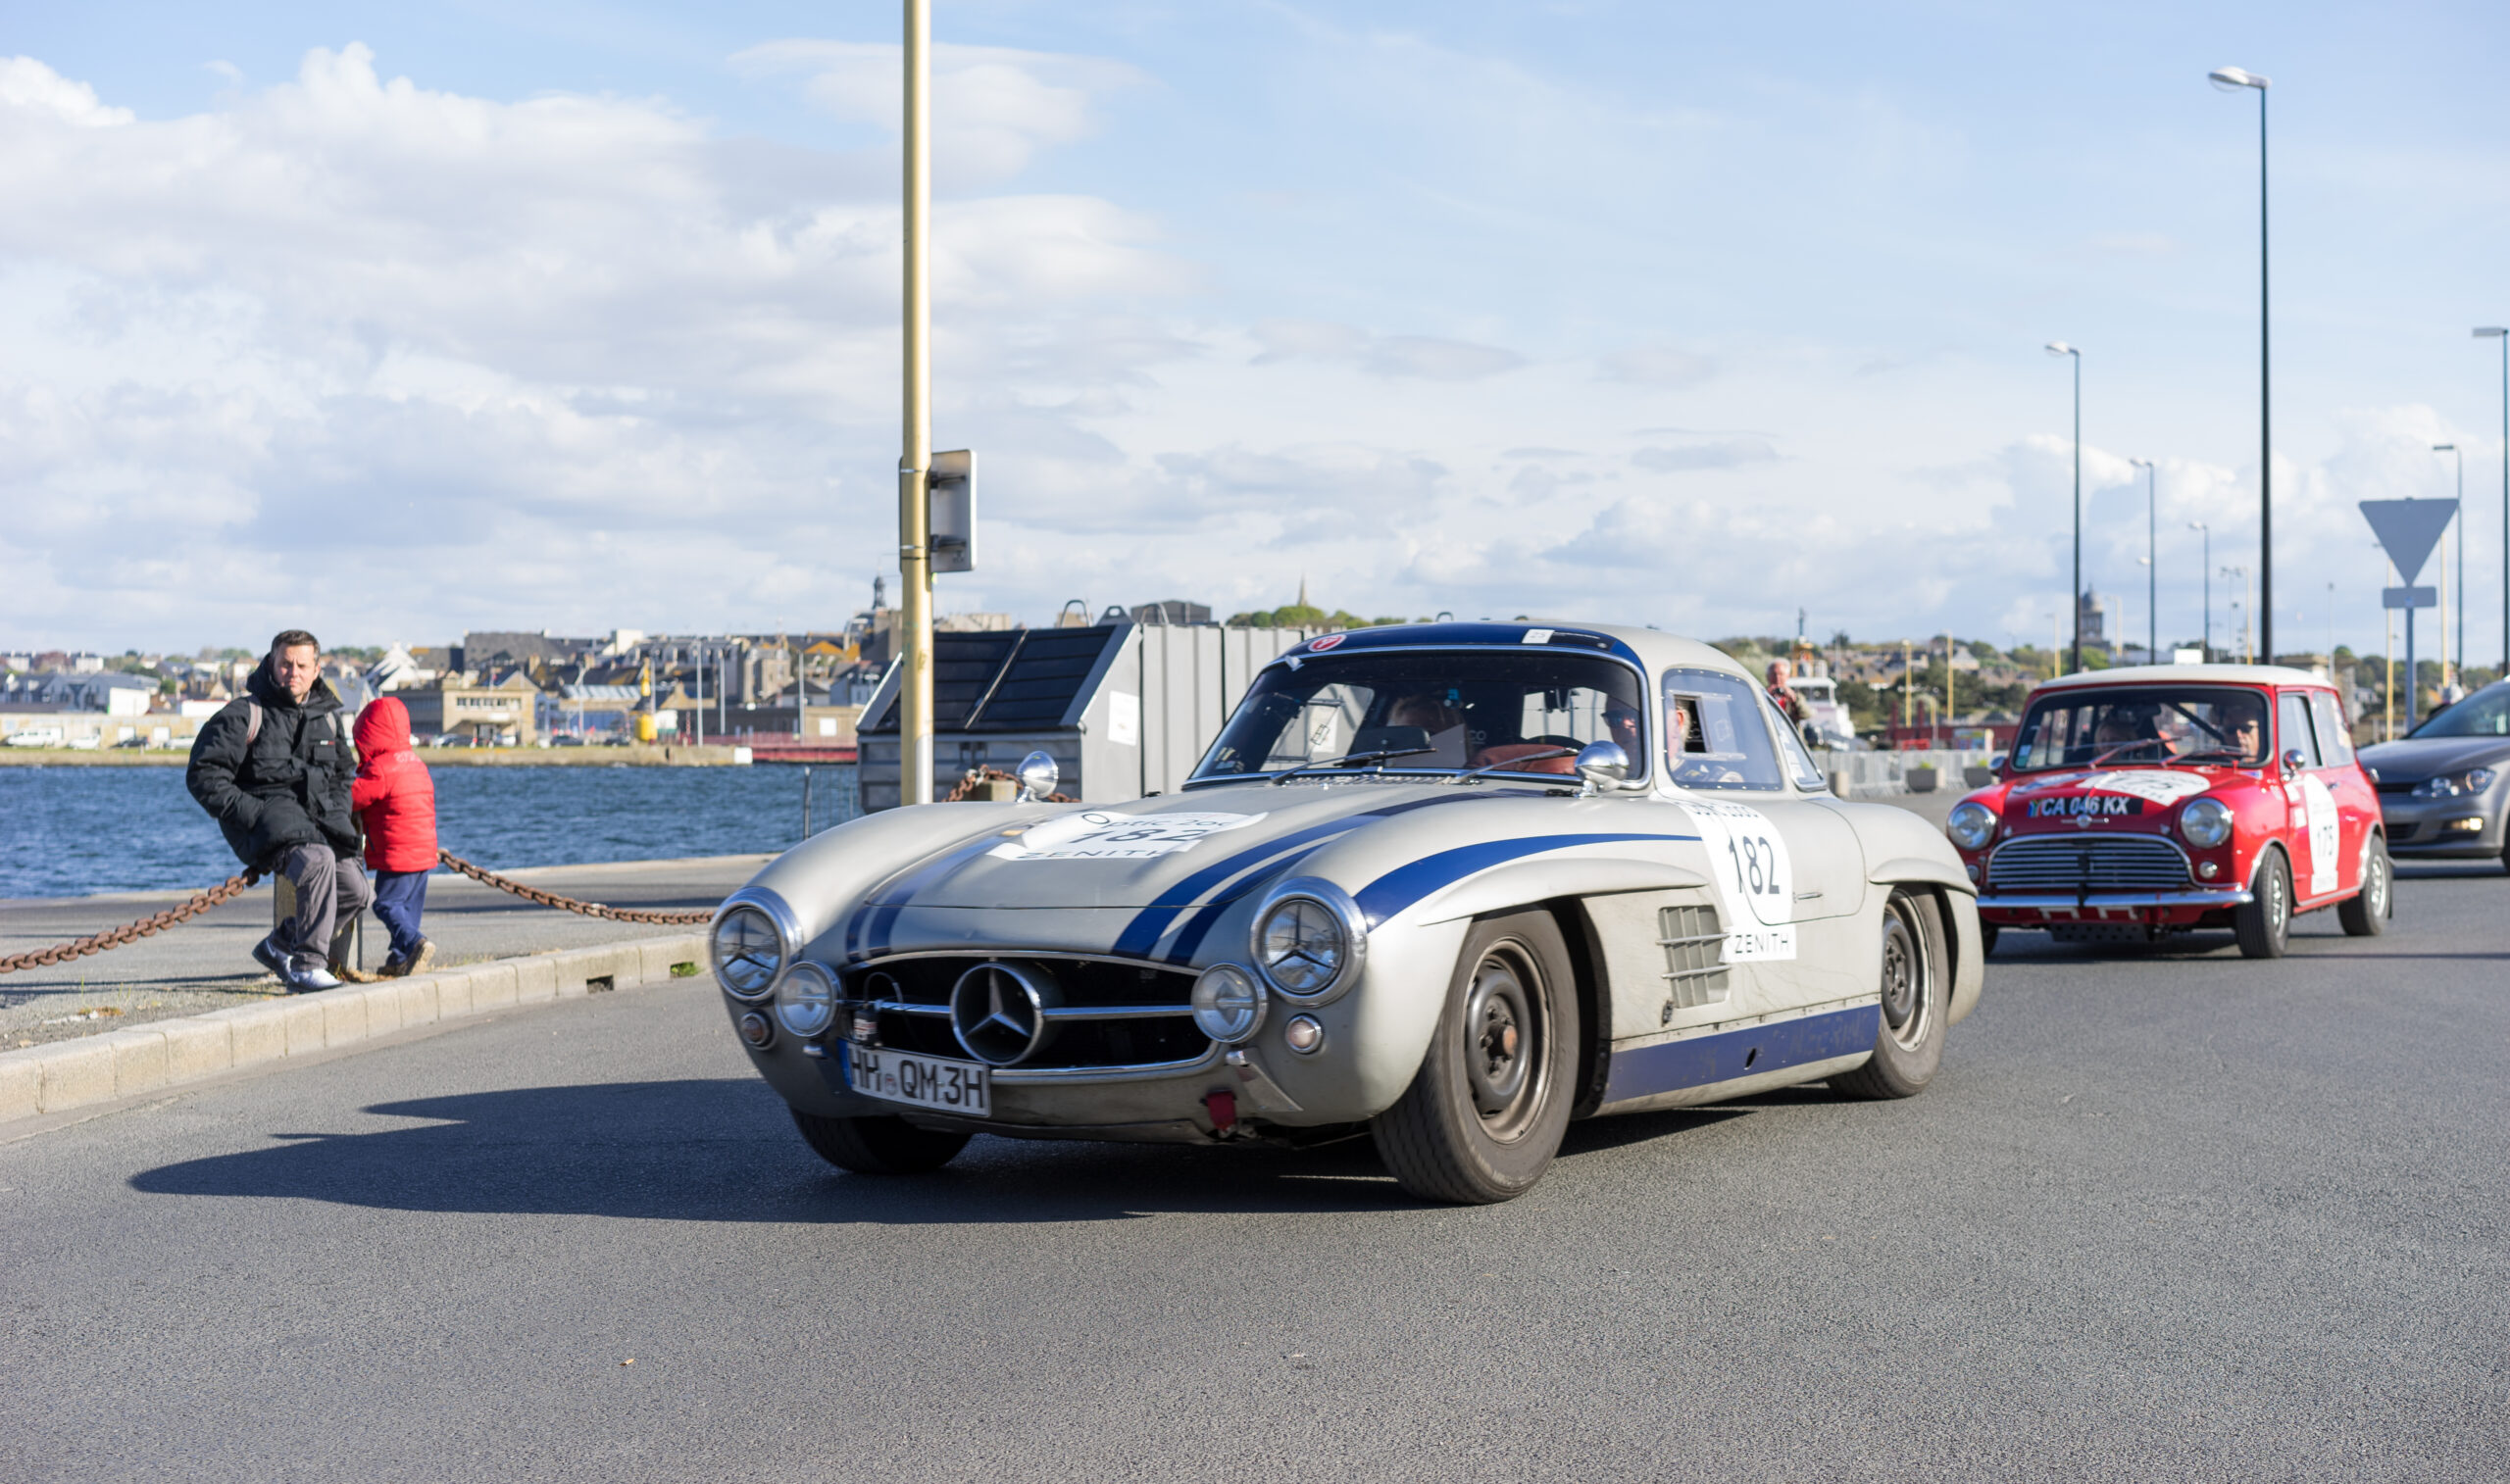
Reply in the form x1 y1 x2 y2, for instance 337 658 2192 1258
351 697 439 873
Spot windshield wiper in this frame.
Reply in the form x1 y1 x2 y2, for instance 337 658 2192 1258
1448 745 1578 784
1270 747 1435 785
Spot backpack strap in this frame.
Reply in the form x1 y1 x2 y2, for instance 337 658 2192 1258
245 701 263 747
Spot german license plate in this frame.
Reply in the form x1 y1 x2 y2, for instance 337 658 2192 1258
846 1044 990 1117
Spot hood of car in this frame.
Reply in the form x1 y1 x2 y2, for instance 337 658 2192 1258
859 781 1556 912
2358 735 2510 783
1996 766 2239 833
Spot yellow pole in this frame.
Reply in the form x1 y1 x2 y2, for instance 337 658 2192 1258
1901 639 1912 743
1942 634 1954 742
897 0 935 805
2384 559 2396 742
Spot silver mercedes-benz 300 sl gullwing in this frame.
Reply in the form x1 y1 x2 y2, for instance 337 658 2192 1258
710 622 1984 1204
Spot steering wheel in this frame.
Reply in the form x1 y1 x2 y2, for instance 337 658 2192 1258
1530 734 1584 749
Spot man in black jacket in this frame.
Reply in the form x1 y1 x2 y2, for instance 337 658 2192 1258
186 629 374 992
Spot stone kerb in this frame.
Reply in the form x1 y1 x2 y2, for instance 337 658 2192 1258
0 931 707 1127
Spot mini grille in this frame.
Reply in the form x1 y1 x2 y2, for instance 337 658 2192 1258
1987 834 2190 892
1657 903 1731 1014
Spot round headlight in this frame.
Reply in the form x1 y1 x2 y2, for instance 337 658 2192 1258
2180 796 2234 849
1946 800 1997 852
1190 964 1267 1043
776 961 837 1039
711 903 785 1001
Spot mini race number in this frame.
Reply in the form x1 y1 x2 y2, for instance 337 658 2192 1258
1684 799 1798 962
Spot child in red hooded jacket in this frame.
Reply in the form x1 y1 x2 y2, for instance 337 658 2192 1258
351 697 439 976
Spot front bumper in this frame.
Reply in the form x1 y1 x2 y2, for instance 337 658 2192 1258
1979 887 2252 924
2379 796 2506 858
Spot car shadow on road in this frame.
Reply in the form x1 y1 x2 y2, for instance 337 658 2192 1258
126 1077 1451 1223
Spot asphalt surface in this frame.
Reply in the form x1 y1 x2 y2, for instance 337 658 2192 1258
3 851 2505 1480
0 857 767 1046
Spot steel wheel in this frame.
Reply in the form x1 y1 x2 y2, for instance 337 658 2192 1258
2339 836 2391 937
1877 895 1932 1053
1832 888 1948 1100
1462 944 1548 1139
2234 849 2292 960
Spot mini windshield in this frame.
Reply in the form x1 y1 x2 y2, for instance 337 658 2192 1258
1192 649 1646 782
2407 683 2510 739
2010 686 2270 770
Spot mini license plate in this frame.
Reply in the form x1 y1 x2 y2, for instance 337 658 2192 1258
846 1045 991 1117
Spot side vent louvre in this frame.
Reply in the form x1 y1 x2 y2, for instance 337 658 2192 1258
1657 903 1731 1014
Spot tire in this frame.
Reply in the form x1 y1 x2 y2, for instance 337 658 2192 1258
791 1110 971 1175
1372 911 1580 1205
1980 922 1999 958
2234 849 2292 960
2337 837 2392 937
1832 888 1949 1101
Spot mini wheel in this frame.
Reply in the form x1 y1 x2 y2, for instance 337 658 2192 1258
2337 836 2392 938
791 1110 971 1174
1372 911 1580 1205
2234 849 2292 960
1832 887 1948 1100
1980 922 2000 957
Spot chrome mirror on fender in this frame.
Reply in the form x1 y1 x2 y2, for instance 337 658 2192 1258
1015 751 1060 802
2282 748 2307 774
1574 740 1631 797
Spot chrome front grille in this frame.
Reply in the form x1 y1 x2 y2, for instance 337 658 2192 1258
1987 834 2191 893
846 954 1210 1072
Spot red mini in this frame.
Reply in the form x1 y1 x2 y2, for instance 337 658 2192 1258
1944 664 2391 958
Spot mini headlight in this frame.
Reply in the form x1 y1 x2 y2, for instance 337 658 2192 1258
2412 767 2496 799
1189 964 1267 1043
2180 796 2234 849
711 903 785 1001
775 961 837 1039
1946 800 1997 852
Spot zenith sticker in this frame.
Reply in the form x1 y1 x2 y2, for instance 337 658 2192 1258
988 810 1269 862
1684 798 1798 962
2028 794 2143 818
2079 769 2212 808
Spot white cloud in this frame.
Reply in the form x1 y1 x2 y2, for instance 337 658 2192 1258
0 58 131 128
1599 343 1716 387
1248 318 1522 381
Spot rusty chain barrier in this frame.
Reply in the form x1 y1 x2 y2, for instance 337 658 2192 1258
0 870 262 976
433 850 716 925
943 766 1075 804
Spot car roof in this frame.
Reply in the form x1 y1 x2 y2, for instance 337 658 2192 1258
2033 663 2330 692
1271 621 1755 685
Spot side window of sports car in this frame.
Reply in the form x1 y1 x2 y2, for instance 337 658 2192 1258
2309 691 2355 765
2277 691 2322 770
1763 691 1829 791
1661 668 1782 791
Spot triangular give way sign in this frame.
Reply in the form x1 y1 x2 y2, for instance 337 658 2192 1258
2359 499 2458 584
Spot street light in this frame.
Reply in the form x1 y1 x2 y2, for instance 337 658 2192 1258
2435 442 2463 690
2211 66 2273 663
2480 326 2509 673
2047 341 2083 674
2188 520 2211 661
2131 457 2158 662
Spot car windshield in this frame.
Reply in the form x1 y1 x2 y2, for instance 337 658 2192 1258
2009 685 2270 770
2406 683 2510 738
1191 648 1646 782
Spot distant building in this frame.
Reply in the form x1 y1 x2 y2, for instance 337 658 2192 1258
0 670 156 716
1131 600 1213 625
398 672 540 746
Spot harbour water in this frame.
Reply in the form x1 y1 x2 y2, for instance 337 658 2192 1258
0 764 861 900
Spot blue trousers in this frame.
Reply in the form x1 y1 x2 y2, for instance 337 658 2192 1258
372 868 430 961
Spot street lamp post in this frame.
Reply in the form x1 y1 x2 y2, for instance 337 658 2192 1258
2132 458 2158 661
2047 341 2083 674
2480 326 2509 674
2189 520 2211 660
2435 442 2463 691
2211 66 2273 663
897 0 936 806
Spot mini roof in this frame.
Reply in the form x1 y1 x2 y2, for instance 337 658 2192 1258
2034 663 2330 690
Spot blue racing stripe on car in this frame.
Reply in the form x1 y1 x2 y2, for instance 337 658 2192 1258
1350 833 1699 927
1161 844 1332 965
1599 1005 1881 1106
1109 789 1540 959
847 834 1007 959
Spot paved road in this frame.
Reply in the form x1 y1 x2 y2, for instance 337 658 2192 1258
0 857 767 1046
4 860 2504 1481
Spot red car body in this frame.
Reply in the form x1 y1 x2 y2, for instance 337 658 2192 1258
1947 665 2384 951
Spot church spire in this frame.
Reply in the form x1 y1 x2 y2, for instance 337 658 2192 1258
1297 574 1308 609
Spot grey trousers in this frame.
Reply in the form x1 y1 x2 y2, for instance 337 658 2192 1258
273 844 374 971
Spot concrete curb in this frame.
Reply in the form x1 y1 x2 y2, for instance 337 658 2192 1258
0 932 708 1128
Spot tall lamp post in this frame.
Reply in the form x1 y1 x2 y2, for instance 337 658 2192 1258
2211 66 2273 663
2131 457 2158 661
2480 326 2509 674
2047 341 2083 674
2435 442 2463 689
896 0 936 806
2188 520 2211 660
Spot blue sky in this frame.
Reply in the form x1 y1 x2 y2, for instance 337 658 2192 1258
4 1 2506 662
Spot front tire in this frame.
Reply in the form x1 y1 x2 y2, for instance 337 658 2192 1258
791 1110 972 1174
1372 911 1580 1205
2234 849 2292 960
2337 837 2392 937
1832 888 1948 1100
